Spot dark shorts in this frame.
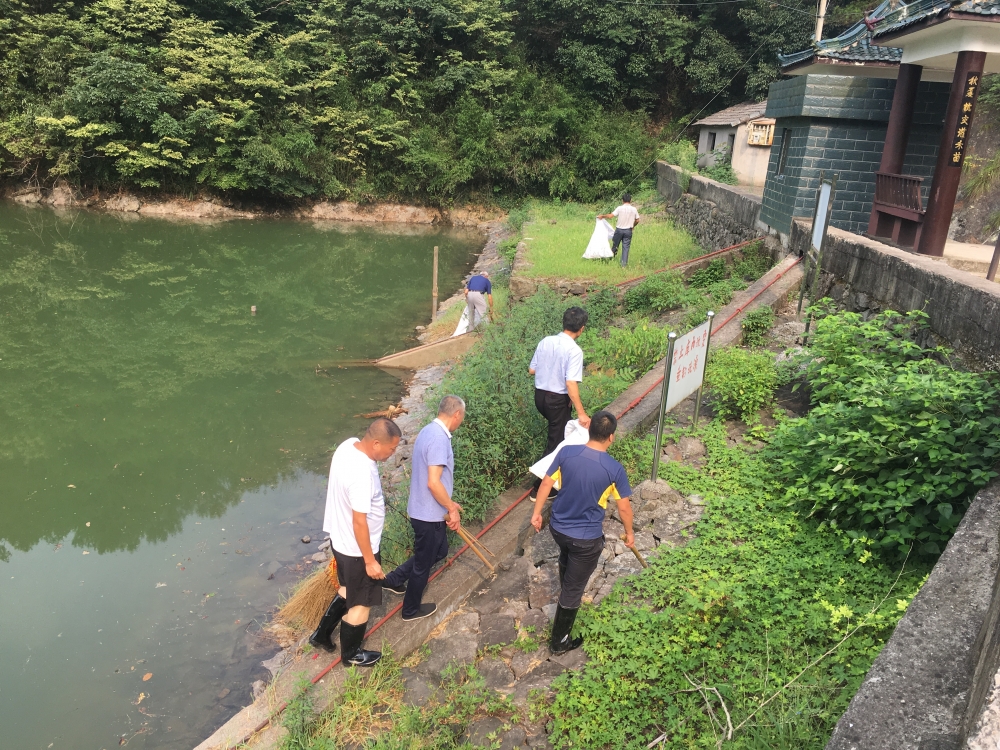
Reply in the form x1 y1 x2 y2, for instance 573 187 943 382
332 548 383 609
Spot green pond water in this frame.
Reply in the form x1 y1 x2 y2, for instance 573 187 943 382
0 204 483 749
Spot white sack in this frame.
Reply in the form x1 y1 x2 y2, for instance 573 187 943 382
452 307 470 337
582 219 615 259
529 419 591 488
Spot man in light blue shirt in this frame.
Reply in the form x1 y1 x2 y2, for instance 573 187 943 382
529 307 590 459
382 395 465 621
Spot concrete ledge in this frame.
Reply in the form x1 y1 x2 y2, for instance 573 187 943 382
826 480 1000 750
375 332 479 369
791 221 1000 368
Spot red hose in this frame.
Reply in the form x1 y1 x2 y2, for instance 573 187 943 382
615 256 802 420
241 486 535 741
615 236 765 288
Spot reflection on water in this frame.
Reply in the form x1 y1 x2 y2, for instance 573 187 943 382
0 205 482 748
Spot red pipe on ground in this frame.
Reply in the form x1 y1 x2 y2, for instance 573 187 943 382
615 236 766 288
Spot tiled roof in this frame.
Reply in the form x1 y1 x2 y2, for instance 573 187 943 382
779 1 902 68
780 0 999 71
693 101 769 127
874 0 1000 36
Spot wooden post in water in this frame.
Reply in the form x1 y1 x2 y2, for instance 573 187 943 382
432 246 439 320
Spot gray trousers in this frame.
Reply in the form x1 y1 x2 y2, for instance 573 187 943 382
612 228 633 267
466 291 488 331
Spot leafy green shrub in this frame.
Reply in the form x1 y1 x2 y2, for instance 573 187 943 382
657 140 698 172
705 347 778 423
688 258 727 288
623 271 690 314
732 241 773 282
498 237 519 266
700 148 738 185
442 288 564 520
683 295 716 330
704 279 736 307
768 307 1000 555
580 368 635 414
589 321 668 375
583 286 622 330
741 307 775 347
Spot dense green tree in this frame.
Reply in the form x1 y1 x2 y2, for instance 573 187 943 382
0 0 819 202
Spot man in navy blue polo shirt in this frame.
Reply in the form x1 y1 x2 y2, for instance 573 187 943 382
382 395 465 621
465 272 493 331
530 410 635 654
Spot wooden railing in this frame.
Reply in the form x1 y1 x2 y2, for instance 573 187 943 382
875 172 925 213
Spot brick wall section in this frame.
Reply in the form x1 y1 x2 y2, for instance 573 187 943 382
759 75 950 236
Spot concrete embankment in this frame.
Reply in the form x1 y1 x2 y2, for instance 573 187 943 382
6 182 502 226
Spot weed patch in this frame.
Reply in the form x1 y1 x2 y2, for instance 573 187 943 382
704 347 779 424
768 305 1000 556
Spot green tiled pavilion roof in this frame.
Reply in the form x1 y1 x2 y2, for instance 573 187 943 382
779 0 1000 70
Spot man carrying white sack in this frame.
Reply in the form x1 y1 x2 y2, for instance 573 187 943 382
530 410 635 654
598 193 640 267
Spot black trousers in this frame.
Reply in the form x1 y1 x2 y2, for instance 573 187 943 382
550 528 605 609
384 518 449 618
612 228 633 267
534 388 573 458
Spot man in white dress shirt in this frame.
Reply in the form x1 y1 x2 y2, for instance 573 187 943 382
598 193 640 267
529 307 591 461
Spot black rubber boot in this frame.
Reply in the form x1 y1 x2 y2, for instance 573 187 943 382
340 620 381 667
549 604 583 655
308 594 347 652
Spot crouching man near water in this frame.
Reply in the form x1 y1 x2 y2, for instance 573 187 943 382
383 395 465 620
309 417 401 667
530 410 635 654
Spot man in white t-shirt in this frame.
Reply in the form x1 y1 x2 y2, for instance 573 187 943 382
308 417 401 667
598 193 640 267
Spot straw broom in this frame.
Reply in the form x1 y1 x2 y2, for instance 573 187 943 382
273 558 340 632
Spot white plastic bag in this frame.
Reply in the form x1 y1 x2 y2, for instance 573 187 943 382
582 219 615 259
452 307 470 337
529 419 591 488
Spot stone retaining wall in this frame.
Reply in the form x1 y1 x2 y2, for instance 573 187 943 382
790 219 1000 369
655 162 764 251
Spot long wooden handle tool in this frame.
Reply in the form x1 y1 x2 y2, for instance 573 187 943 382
456 525 495 573
621 534 648 569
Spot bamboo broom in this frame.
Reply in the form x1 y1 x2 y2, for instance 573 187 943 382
273 558 340 632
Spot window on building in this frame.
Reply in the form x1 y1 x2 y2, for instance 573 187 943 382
747 121 774 146
777 128 792 175
727 133 736 153
707 132 716 151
